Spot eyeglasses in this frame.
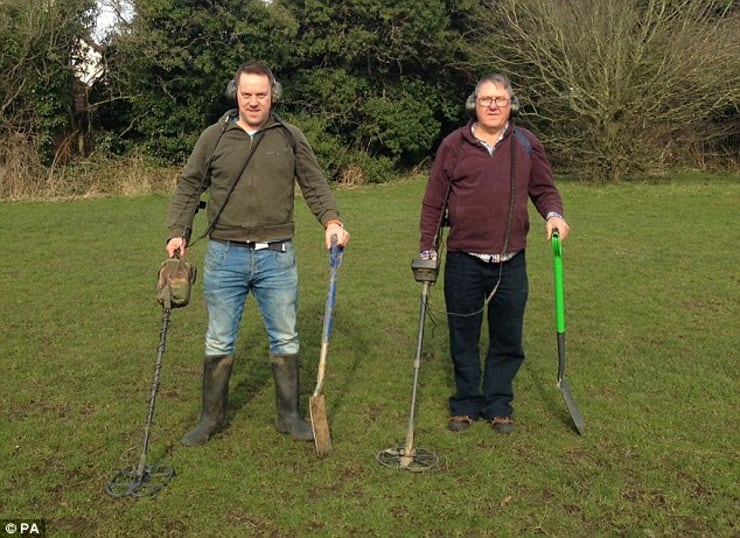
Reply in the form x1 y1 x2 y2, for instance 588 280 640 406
476 96 511 108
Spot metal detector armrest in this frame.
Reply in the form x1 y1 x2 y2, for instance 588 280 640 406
411 257 439 283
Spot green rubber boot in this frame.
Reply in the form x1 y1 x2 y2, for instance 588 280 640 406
270 354 314 441
181 354 234 446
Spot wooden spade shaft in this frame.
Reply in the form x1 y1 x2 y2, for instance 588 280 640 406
310 237 342 456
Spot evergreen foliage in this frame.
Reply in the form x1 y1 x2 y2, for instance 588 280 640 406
0 0 737 184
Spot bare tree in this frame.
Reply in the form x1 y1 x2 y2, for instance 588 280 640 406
467 0 740 181
0 0 97 157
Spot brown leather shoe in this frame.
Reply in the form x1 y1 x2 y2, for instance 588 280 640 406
448 415 473 432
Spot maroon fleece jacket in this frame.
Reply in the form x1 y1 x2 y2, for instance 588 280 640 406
419 121 564 255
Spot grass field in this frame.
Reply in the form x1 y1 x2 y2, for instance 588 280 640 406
1 173 738 537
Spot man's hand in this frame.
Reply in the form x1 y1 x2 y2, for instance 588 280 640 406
419 249 438 261
166 237 187 258
325 222 350 248
546 216 570 240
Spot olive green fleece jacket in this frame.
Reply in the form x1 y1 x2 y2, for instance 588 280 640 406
167 110 341 244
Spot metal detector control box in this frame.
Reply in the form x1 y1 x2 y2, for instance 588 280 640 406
411 257 439 283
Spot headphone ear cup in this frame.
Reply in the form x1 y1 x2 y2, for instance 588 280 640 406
466 92 521 119
272 80 283 105
225 79 236 103
225 78 282 105
510 94 521 116
465 93 476 119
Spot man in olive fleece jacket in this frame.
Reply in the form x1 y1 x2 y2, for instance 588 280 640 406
166 62 350 446
419 73 569 435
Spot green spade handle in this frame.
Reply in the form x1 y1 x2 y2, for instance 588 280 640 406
552 232 565 334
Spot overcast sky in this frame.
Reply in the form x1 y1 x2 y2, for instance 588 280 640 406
94 1 132 41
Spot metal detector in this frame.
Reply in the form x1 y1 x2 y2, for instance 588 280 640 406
106 255 194 497
377 257 440 472
105 303 176 497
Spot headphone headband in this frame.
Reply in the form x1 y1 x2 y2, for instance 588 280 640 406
465 73 520 119
224 62 283 104
465 93 520 119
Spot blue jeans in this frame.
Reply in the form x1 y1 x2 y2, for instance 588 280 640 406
203 239 299 357
444 251 528 419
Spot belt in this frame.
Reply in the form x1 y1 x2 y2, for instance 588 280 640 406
213 238 288 252
469 250 519 264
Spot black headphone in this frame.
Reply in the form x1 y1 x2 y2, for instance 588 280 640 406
465 74 521 119
224 62 283 105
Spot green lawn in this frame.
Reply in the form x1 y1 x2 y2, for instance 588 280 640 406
1 173 738 537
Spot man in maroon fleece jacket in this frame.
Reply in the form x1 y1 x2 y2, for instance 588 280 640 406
419 73 570 434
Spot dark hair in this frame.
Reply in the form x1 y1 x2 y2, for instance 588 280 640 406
233 62 276 87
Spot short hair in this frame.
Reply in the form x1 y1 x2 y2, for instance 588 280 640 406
474 73 514 98
233 62 276 88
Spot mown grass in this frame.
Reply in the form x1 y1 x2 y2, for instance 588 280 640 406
1 173 738 537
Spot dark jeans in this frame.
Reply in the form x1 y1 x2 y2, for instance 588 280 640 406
444 251 528 420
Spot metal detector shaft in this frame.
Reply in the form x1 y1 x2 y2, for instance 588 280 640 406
552 233 585 435
400 280 431 468
376 259 439 472
106 277 179 498
134 306 171 480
